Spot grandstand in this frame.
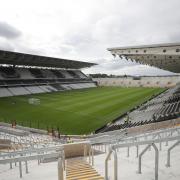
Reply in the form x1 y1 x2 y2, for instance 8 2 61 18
0 50 97 97
94 43 180 133
0 43 180 180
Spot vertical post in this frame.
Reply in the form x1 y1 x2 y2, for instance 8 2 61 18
9 154 12 169
152 143 159 180
38 153 40 165
91 147 94 166
158 134 162 151
89 145 91 164
25 160 28 173
19 161 22 178
58 158 64 180
105 149 112 180
159 142 162 151
127 146 129 157
136 145 139 158
62 151 65 170
166 141 180 167
113 149 118 180
84 144 87 161
138 144 151 174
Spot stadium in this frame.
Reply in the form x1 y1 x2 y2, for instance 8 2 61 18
1 0 180 179
0 42 179 180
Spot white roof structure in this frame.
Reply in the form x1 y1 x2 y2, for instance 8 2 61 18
107 43 180 73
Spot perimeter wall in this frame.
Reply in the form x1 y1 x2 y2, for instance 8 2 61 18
93 76 180 88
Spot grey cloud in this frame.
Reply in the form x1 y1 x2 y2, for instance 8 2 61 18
0 38 15 51
0 22 21 39
0 0 180 76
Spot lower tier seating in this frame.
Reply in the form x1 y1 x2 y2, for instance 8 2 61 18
96 85 180 133
0 82 97 97
0 88 13 97
8 87 30 96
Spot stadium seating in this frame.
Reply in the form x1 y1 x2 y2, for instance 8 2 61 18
8 87 30 96
29 68 45 78
51 84 65 91
17 68 34 79
0 66 96 97
0 67 20 79
67 70 80 78
25 86 45 94
51 69 66 78
38 85 58 92
74 70 88 78
97 85 180 133
0 88 12 97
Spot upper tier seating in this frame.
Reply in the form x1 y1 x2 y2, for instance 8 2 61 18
74 70 88 78
60 70 73 78
42 69 57 78
67 70 80 78
17 68 34 79
29 69 44 78
51 70 66 78
0 67 20 79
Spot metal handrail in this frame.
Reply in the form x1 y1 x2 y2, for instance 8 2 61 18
105 133 180 180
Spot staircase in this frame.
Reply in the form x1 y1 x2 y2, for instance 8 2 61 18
66 159 104 180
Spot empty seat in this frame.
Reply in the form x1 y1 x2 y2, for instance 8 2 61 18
0 67 20 78
25 86 45 94
8 87 30 96
0 88 13 97
29 69 44 78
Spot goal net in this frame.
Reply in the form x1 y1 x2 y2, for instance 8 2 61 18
28 98 40 105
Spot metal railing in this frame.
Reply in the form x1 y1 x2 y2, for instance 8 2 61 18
0 145 64 178
104 128 180 180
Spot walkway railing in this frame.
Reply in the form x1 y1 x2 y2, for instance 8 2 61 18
104 129 180 180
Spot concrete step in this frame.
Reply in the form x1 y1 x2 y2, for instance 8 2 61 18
67 169 97 176
65 159 104 180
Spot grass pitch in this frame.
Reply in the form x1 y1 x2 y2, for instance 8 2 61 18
0 87 164 134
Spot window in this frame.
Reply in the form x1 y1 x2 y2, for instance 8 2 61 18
176 49 180 52
144 50 147 53
163 49 166 53
136 50 138 53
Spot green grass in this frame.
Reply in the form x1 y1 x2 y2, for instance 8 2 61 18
0 87 165 134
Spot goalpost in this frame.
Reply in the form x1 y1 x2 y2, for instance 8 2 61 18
28 98 40 105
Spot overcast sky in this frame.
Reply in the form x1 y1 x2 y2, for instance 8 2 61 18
0 0 180 75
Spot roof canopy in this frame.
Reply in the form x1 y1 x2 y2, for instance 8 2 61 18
107 43 180 73
0 50 96 69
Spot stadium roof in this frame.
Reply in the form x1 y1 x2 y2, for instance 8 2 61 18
107 43 180 73
0 50 96 69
